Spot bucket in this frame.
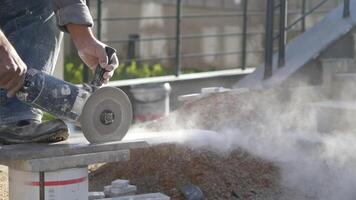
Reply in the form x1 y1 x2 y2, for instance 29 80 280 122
9 167 88 200
130 83 171 123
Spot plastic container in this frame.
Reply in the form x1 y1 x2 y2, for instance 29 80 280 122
9 167 88 200
130 83 171 123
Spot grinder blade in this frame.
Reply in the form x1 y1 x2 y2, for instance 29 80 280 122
79 87 132 143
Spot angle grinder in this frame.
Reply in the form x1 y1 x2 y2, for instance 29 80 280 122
16 47 133 143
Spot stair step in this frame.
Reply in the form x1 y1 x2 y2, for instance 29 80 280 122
310 100 356 134
321 59 356 88
333 73 356 81
329 73 356 100
312 100 356 110
98 193 170 200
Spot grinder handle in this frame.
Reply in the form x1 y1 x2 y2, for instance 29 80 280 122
91 46 116 87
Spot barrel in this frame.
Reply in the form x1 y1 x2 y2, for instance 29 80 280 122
130 83 171 123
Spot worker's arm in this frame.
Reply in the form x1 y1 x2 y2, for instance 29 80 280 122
53 0 118 83
0 30 27 97
67 24 118 83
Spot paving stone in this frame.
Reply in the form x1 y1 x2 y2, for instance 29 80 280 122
111 179 129 189
110 185 137 197
89 192 105 200
311 100 356 133
104 185 112 197
99 193 170 200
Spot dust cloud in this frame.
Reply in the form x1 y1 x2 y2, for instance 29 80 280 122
124 85 356 200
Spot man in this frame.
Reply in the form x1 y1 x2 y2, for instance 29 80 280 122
0 0 119 144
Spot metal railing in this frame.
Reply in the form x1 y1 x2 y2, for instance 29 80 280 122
85 0 344 83
264 0 351 79
344 0 351 18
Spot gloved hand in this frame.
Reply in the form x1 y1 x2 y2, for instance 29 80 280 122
67 24 119 84
0 30 27 97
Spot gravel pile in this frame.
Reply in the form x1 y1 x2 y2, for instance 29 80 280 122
90 87 321 199
89 144 283 200
0 167 8 200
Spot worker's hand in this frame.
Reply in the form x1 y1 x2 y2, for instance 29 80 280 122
67 24 119 84
77 40 119 84
0 30 27 97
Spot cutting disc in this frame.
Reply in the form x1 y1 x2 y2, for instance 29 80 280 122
79 87 132 143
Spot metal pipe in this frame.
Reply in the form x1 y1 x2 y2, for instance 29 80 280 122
39 172 45 200
344 0 350 18
278 0 287 68
264 0 274 79
241 0 248 70
286 0 328 31
98 10 329 22
97 0 102 40
106 30 305 44
120 50 265 64
83 0 91 83
127 34 140 64
104 32 262 44
301 0 306 32
175 0 183 77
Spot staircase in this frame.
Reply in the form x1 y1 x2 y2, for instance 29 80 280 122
312 56 356 134
234 0 356 134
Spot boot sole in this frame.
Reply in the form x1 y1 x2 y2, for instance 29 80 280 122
0 129 69 145
38 129 69 144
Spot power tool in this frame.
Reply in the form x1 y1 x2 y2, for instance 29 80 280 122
16 47 133 143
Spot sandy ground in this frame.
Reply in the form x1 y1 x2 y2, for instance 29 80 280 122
0 166 8 200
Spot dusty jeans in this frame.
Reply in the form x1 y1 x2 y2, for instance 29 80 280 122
0 0 62 125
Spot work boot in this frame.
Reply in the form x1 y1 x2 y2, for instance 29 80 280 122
0 119 69 145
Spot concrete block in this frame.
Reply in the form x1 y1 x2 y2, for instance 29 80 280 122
104 185 112 197
321 59 355 87
330 73 356 100
0 135 148 172
89 192 105 200
111 179 129 189
99 193 170 200
7 150 130 172
311 101 356 133
110 185 137 197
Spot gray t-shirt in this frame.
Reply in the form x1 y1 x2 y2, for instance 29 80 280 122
53 0 94 32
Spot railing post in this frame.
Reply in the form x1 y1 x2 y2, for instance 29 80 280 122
264 0 274 79
39 172 45 200
127 34 140 64
83 0 92 83
241 0 248 70
344 0 350 18
278 0 287 68
175 0 183 77
97 0 102 40
301 0 306 32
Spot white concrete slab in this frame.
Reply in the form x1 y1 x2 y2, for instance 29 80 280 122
99 193 170 200
0 135 148 172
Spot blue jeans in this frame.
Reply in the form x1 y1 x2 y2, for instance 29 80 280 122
0 0 63 125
